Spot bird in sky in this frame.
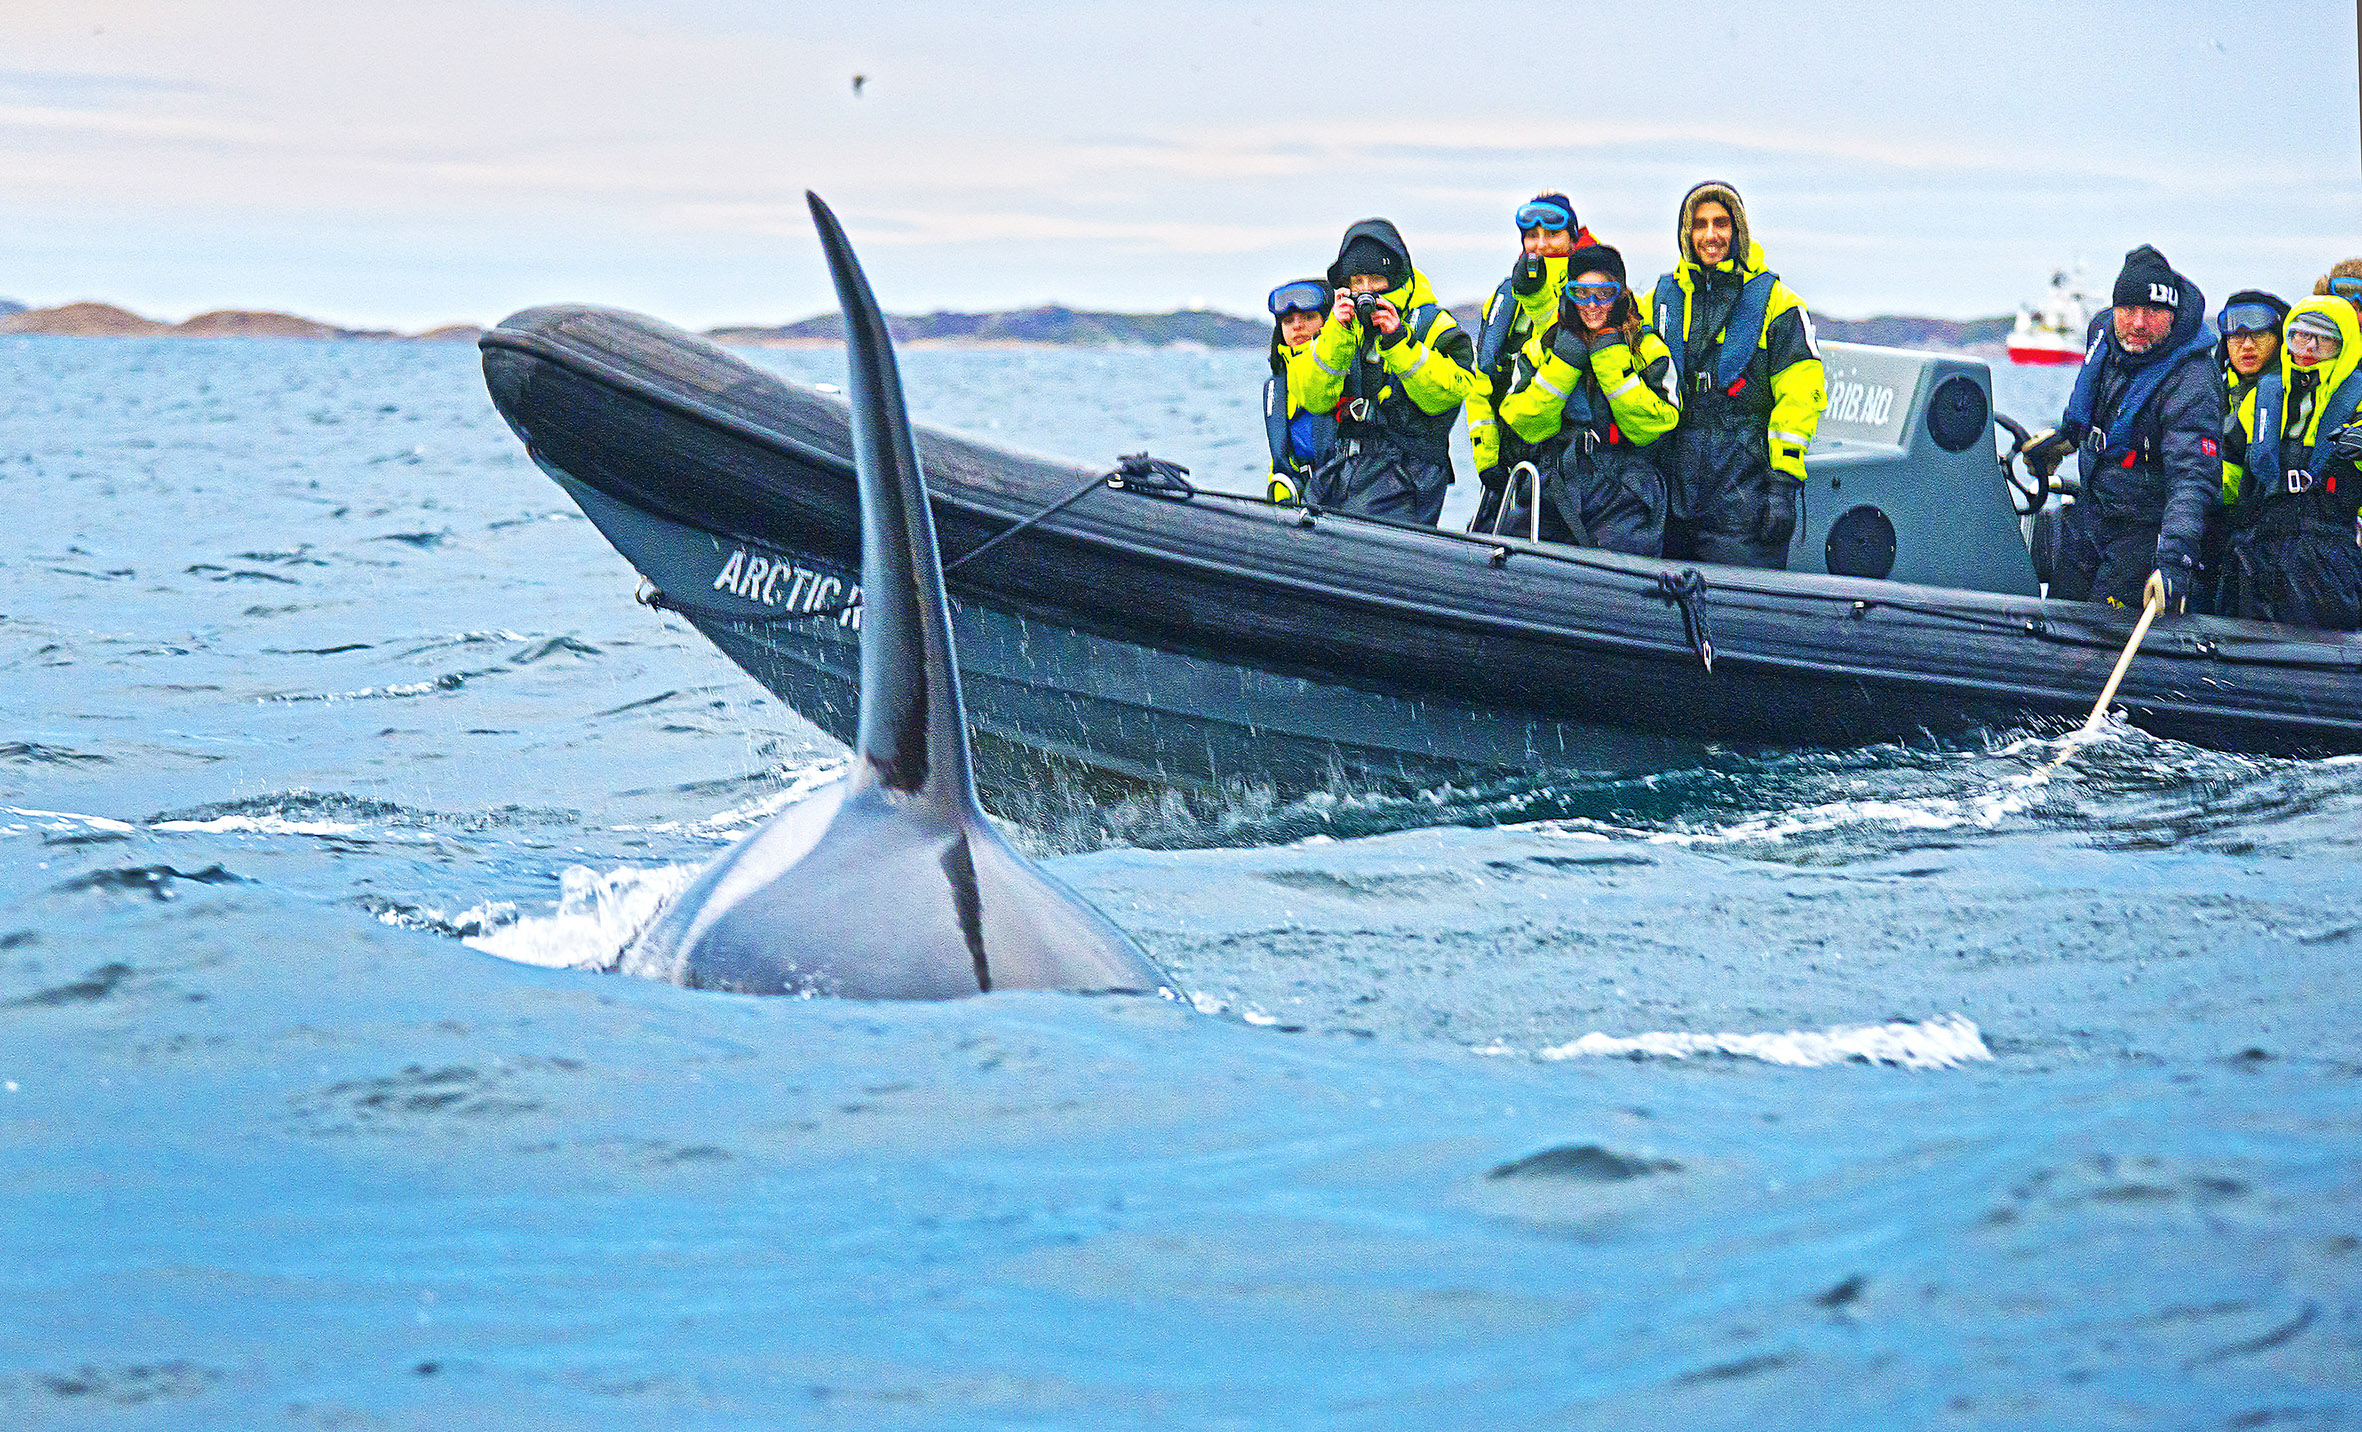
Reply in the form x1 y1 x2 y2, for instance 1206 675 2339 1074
851 74 867 98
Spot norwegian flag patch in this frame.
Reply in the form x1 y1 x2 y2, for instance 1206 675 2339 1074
2201 437 2220 458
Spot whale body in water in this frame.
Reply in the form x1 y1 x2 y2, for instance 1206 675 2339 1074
624 194 1176 1002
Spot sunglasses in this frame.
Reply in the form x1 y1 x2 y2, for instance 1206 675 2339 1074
2330 275 2362 302
2217 303 2282 337
1267 280 1329 318
1515 201 1572 232
1563 280 1622 306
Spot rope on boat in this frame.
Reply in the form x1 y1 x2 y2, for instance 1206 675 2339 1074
632 453 1194 627
1655 568 1716 671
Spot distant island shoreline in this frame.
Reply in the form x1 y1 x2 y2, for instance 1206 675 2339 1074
0 298 2012 353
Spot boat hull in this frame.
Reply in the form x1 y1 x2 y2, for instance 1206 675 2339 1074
2008 343 2084 366
481 307 2362 793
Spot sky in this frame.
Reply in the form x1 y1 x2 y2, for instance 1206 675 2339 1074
3 0 2357 329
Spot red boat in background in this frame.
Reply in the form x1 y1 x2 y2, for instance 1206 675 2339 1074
2008 266 2092 366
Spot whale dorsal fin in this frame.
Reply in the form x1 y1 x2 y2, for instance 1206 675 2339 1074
808 191 980 816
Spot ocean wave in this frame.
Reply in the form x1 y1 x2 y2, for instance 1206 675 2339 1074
1486 1014 1994 1071
463 864 700 970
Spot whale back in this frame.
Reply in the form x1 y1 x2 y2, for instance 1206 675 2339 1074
623 195 1173 1001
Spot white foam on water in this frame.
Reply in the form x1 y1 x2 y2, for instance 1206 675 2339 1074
1518 727 2141 851
153 814 365 837
466 864 701 970
265 679 450 704
621 758 850 841
1528 1014 1992 1071
3 806 139 836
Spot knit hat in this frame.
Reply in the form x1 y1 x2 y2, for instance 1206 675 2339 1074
1336 234 1403 285
2288 308 2343 342
2112 245 2186 313
1564 243 1626 289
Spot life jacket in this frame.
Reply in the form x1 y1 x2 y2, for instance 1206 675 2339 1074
1474 278 1526 376
1654 269 1776 398
2246 366 2362 500
1339 300 1456 465
2062 321 2217 470
1264 371 1335 477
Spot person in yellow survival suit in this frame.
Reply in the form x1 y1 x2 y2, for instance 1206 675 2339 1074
2216 297 2362 629
1648 181 1826 568
1262 278 1336 503
1494 243 1679 555
1298 218 1483 526
1464 193 1598 531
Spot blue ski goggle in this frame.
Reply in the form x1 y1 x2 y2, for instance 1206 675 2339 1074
1268 280 1330 318
1515 200 1573 232
1563 279 1622 306
2329 275 2362 302
2217 302 2283 337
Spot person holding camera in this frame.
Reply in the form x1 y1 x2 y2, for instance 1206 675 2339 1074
1262 277 1338 503
1464 193 1596 531
2019 246 2222 612
1648 181 1825 569
1298 219 1482 526
1492 243 1677 555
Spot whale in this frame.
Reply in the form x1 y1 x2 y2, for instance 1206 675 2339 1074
621 194 1176 1002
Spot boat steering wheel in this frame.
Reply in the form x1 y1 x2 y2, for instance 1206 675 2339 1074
1991 412 2048 518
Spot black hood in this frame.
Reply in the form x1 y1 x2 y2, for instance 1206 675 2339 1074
1325 219 1413 292
2214 288 2290 372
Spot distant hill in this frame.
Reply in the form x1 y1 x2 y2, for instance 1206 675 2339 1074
1815 315 2012 350
1432 304 2012 355
712 304 1269 349
0 302 468 341
0 299 23 317
3 302 174 336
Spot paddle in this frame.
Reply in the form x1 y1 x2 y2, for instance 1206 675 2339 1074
2079 587 2166 737
2027 586 2166 780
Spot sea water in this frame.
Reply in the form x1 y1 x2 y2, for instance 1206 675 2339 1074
1 334 2357 1429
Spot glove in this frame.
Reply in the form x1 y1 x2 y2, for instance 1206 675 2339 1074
1477 462 1507 494
1758 479 1799 547
1469 419 1501 473
2327 421 2362 467
1267 472 1299 505
2021 427 2076 481
1509 253 1548 298
2143 561 2190 614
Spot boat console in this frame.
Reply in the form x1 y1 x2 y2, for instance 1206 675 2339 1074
1798 342 2038 597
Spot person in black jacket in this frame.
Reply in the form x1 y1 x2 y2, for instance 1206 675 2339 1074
2022 246 2223 610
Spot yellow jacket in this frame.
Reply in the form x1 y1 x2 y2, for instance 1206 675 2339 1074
1464 256 1568 470
1499 325 1682 447
1302 266 1483 419
2223 295 2362 501
1656 234 1826 482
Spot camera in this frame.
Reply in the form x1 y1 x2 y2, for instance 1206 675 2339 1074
1353 292 1380 328
1510 253 1548 297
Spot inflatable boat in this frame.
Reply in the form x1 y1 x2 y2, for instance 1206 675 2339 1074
480 306 2362 793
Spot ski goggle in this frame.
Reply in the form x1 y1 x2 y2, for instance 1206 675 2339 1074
1564 280 1622 306
1515 200 1573 232
1267 280 1329 318
2329 275 2362 302
2217 302 2282 337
